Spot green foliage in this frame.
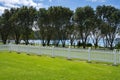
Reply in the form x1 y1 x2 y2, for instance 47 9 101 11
38 6 73 47
9 8 21 44
86 43 92 47
0 9 12 44
0 5 120 49
115 43 120 49
17 6 37 45
77 41 92 48
74 6 95 48
96 5 120 50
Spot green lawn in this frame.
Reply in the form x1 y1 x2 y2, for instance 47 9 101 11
0 51 120 80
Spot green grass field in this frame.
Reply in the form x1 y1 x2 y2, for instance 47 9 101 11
0 51 120 80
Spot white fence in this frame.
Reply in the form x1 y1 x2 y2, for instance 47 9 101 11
0 44 120 65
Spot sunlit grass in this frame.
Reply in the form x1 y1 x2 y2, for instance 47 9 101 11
0 51 120 80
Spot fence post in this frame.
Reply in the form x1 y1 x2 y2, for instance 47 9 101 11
17 45 21 54
113 49 117 66
8 44 11 53
88 47 91 63
67 46 71 60
37 47 41 56
51 46 55 58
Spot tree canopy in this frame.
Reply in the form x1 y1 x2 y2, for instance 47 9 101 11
0 5 120 49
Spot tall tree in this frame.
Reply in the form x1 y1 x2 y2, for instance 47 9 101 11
9 8 22 44
0 9 12 44
17 6 37 45
48 6 73 47
96 5 120 49
90 16 103 49
37 8 51 46
47 6 62 46
74 6 95 48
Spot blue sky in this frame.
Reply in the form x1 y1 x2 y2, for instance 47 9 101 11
0 0 120 15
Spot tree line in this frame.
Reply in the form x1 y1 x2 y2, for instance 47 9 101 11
0 5 120 49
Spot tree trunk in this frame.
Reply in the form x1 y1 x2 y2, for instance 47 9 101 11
74 42 75 48
77 41 80 48
55 43 59 47
25 40 29 45
62 41 65 47
70 39 74 46
94 41 98 49
83 43 86 49
15 36 20 44
42 40 46 46
2 39 7 44
54 40 59 47
110 44 113 50
47 39 50 46
15 40 20 44
1 35 7 44
82 38 87 49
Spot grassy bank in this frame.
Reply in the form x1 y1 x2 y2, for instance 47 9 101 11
0 51 120 80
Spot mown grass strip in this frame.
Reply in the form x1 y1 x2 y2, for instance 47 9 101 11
0 51 120 80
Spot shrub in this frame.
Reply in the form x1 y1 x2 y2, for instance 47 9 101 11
86 43 92 47
115 42 120 49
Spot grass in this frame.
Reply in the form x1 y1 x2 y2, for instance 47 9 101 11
0 51 120 80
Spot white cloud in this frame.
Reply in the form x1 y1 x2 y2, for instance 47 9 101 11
0 0 48 15
0 0 19 4
4 3 19 8
19 0 35 6
49 0 52 2
36 3 48 10
87 0 106 2
49 0 63 2
0 6 9 15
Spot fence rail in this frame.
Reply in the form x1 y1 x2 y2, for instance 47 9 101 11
0 44 120 65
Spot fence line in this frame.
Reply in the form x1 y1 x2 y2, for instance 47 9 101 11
0 44 120 65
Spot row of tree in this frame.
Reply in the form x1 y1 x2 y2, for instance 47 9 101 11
0 5 120 49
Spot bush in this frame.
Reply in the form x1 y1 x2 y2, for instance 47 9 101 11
77 41 92 47
77 41 81 48
115 43 120 49
86 43 92 47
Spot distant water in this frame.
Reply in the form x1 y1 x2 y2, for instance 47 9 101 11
20 39 105 47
